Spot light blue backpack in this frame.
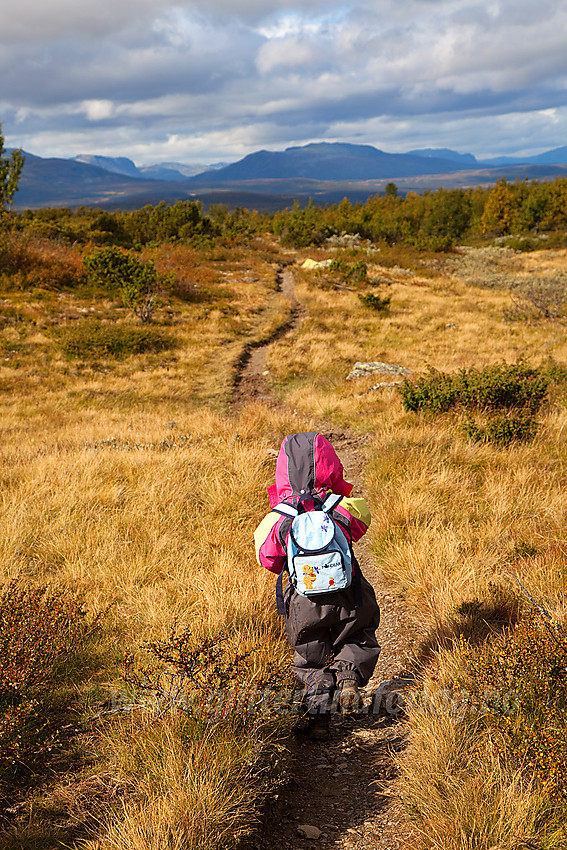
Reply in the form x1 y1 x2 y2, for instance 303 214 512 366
273 493 352 597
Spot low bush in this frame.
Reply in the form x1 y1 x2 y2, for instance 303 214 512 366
509 273 567 321
83 247 174 322
56 320 177 360
399 362 548 416
0 232 84 291
398 362 549 445
358 292 391 312
111 628 291 846
0 580 101 786
463 412 538 446
123 626 285 724
461 616 567 813
328 258 368 282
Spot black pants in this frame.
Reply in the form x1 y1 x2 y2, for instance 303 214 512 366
283 574 381 713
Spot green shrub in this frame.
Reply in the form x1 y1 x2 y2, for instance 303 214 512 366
358 292 391 312
398 368 461 414
56 320 177 360
463 412 538 446
398 362 548 445
0 580 100 785
542 357 567 387
399 362 548 415
83 247 172 322
497 235 543 252
328 258 368 282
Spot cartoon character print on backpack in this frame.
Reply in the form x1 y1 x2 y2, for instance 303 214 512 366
302 564 317 591
273 492 353 598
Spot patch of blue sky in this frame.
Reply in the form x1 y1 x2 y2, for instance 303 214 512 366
255 6 351 40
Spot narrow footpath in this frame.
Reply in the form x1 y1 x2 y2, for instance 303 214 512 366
234 268 423 850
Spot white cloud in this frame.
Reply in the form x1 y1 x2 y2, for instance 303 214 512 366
82 100 115 121
2 0 567 163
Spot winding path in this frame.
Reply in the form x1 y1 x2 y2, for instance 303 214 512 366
235 267 422 849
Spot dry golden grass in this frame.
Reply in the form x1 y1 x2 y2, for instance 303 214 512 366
399 695 550 849
265 247 567 614
0 397 306 842
265 246 567 848
396 646 567 849
85 713 284 850
364 407 567 626
0 238 310 847
267 249 567 428
0 240 286 410
3 238 567 848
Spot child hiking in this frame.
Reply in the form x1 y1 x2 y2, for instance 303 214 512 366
254 432 381 741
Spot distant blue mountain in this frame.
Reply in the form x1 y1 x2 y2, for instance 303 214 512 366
525 145 567 164
73 154 227 182
188 142 473 182
73 154 140 177
13 152 191 208
483 146 567 167
10 142 567 210
408 148 477 166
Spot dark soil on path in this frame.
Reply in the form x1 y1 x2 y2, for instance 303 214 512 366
232 266 300 408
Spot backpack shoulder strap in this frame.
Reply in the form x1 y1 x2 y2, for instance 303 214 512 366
276 515 293 550
322 493 343 513
272 502 298 518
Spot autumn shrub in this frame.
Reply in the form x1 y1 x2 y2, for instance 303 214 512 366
106 627 291 847
123 625 287 725
55 320 178 360
0 231 84 290
461 617 567 813
0 580 100 785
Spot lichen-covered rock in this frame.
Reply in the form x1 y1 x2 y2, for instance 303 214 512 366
347 361 412 380
369 381 403 391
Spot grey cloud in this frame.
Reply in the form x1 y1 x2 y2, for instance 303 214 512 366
1 15 260 107
2 0 567 162
0 0 341 42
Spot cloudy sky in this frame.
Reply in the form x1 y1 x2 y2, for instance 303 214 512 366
1 0 566 165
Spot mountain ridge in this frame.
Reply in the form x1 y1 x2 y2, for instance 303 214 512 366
187 142 474 182
10 142 567 210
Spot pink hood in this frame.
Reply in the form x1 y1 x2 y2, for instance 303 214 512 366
267 432 353 508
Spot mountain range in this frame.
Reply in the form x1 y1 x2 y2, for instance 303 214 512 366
11 142 567 211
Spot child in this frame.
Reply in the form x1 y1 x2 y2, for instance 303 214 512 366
254 432 381 741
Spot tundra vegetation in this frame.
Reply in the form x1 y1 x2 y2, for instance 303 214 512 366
0 177 567 849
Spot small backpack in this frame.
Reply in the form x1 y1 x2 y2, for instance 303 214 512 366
273 493 352 597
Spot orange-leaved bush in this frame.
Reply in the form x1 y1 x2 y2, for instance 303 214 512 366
0 580 101 784
462 616 567 808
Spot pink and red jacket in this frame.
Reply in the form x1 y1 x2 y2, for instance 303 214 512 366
254 432 371 575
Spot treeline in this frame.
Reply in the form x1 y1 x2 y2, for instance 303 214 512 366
6 176 567 251
272 178 567 250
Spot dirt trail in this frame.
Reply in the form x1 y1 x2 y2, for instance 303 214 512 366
232 267 299 407
236 268 423 849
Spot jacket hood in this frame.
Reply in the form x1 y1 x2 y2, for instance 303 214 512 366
267 432 353 508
